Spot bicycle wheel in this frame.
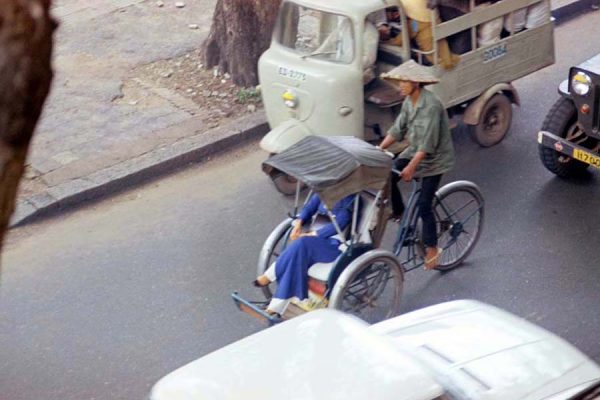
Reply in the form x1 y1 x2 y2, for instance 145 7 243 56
329 250 404 323
433 181 484 271
256 218 293 299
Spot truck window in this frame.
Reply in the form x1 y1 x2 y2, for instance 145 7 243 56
275 2 354 64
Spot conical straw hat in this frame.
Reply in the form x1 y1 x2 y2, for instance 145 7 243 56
381 60 440 84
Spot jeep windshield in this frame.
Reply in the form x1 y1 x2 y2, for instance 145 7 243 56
275 2 354 64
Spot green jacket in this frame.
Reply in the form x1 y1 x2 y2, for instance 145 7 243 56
389 88 455 177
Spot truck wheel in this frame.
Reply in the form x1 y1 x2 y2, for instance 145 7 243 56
271 171 305 196
538 97 590 178
472 93 512 147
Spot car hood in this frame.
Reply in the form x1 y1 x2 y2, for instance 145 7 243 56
371 300 600 400
150 309 443 400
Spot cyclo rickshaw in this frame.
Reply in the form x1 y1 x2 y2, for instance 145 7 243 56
258 0 555 194
232 136 484 325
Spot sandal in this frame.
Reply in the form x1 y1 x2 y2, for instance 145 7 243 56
265 309 281 318
424 247 443 270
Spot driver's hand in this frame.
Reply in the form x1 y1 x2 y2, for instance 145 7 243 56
401 165 416 182
290 219 303 241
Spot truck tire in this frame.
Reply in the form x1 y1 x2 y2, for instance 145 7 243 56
471 93 513 147
538 97 589 178
271 171 300 196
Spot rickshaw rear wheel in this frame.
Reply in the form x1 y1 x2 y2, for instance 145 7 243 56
256 218 294 299
432 181 484 271
472 93 512 147
538 97 592 178
329 250 403 324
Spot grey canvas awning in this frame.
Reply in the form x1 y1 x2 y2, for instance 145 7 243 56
263 136 393 208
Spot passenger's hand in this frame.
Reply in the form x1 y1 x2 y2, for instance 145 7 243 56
290 219 303 241
401 165 416 182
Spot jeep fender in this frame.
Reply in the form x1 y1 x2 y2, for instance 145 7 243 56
558 79 571 99
259 119 312 154
463 83 520 126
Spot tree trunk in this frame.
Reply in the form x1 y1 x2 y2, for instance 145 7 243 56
202 0 281 87
0 0 55 249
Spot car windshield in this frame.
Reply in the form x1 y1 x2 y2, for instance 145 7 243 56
276 2 354 64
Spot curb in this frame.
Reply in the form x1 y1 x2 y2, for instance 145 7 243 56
12 111 269 227
552 0 599 24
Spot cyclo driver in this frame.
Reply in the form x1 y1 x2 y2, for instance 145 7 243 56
377 60 455 269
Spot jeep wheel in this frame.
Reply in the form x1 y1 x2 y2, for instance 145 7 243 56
472 93 513 147
538 97 591 178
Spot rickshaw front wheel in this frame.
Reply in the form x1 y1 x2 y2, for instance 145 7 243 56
329 250 403 324
472 93 512 147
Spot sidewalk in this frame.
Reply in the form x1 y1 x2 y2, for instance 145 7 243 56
13 0 268 226
11 0 597 226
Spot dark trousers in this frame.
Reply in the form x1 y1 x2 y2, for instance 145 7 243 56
391 158 442 247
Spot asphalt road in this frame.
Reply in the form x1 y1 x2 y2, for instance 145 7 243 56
3 11 600 400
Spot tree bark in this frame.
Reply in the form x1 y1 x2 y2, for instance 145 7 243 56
202 0 281 87
0 0 55 249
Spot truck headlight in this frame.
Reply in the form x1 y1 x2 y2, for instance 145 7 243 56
572 72 592 96
282 90 298 108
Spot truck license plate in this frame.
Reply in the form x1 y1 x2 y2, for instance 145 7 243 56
483 43 507 64
573 148 600 168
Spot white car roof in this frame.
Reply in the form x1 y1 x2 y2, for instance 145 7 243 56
150 309 443 400
371 300 600 400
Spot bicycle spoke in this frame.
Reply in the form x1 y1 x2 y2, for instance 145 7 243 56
339 258 401 321
457 206 483 227
439 198 477 221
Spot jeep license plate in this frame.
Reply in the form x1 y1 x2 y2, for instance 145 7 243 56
573 148 600 168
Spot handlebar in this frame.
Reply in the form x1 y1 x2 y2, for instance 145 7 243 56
381 148 395 158
377 146 420 181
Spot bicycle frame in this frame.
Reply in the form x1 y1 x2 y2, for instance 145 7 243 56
392 179 425 272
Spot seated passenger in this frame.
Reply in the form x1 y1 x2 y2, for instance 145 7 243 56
402 0 460 70
524 0 550 29
474 2 503 46
503 8 527 34
437 5 471 54
503 0 549 35
253 193 356 315
370 7 404 46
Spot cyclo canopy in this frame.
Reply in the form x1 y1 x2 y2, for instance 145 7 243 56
263 136 393 209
